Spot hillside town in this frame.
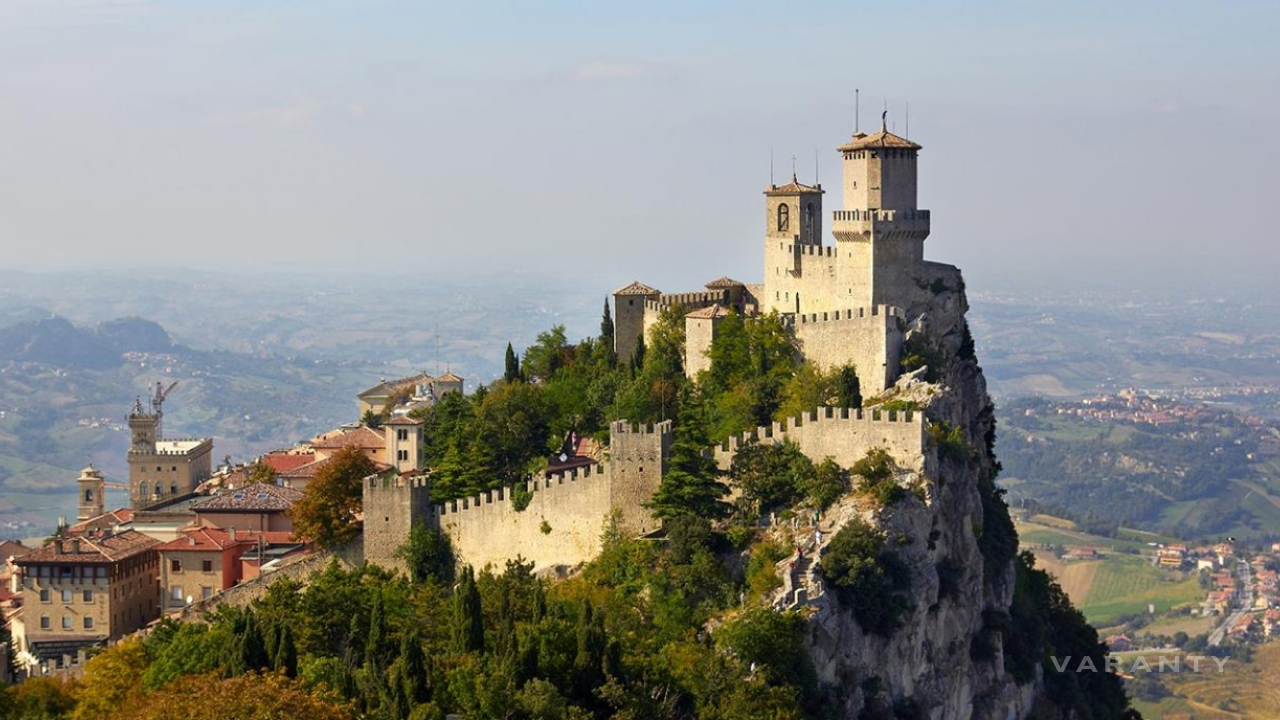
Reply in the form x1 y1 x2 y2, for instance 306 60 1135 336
1 371 467 679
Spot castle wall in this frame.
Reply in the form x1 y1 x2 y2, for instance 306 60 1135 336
605 420 671 536
712 406 931 477
437 466 614 572
787 306 902 394
363 475 433 572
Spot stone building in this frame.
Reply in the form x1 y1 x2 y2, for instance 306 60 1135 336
357 371 464 418
613 116 931 394
127 384 213 510
10 529 160 665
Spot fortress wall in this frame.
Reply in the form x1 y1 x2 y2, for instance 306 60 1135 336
713 406 930 476
437 464 614 572
606 420 672 536
762 241 851 315
787 305 902 394
363 474 433 571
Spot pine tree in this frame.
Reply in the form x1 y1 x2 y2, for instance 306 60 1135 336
504 342 522 383
451 566 485 654
645 389 730 520
573 599 607 701
231 610 268 676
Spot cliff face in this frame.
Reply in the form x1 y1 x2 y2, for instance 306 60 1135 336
786 262 1041 719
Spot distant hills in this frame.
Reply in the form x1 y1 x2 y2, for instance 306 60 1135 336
0 316 175 369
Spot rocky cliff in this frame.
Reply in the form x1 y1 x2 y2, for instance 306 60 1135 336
769 262 1130 719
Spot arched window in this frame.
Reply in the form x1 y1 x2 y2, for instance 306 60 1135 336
777 204 790 232
139 482 148 499
84 489 94 502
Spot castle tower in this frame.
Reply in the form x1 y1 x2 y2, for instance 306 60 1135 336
607 419 673 536
684 304 731 379
761 174 825 315
831 114 931 308
383 415 424 473
77 465 105 522
613 281 661 367
363 474 435 573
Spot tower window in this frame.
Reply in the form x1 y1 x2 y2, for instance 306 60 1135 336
777 204 790 232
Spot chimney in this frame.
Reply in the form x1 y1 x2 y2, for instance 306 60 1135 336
228 527 237 542
71 539 80 554
55 540 64 554
188 535 197 547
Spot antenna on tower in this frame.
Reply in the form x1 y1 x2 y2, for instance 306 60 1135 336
434 323 440 376
905 101 910 139
769 148 774 186
790 154 796 181
855 88 860 133
814 149 819 186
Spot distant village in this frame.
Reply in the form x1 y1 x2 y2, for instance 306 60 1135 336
1 370 481 679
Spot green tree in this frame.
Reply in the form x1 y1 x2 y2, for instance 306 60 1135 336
504 342 522 383
273 623 298 677
834 364 862 408
361 409 383 429
807 458 848 510
522 325 568 382
729 440 814 513
289 446 379 548
244 461 276 485
819 519 912 636
600 299 615 366
396 522 455 585
776 363 835 420
72 637 146 720
646 389 730 521
452 566 485 654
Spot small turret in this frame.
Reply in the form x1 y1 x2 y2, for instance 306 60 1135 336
77 465 105 522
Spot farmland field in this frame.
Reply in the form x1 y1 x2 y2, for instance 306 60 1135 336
1132 642 1280 719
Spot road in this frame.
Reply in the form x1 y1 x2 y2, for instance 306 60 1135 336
1208 558 1253 647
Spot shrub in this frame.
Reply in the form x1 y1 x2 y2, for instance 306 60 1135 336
850 448 904 507
730 440 814 513
819 519 912 635
806 458 848 511
511 482 533 512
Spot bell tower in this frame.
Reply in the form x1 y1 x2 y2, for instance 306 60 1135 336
77 465 105 521
761 174 825 315
128 397 159 454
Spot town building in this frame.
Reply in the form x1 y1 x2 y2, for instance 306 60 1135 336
155 527 299 611
127 383 213 510
10 530 160 666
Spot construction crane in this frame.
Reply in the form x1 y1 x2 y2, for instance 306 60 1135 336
150 380 179 415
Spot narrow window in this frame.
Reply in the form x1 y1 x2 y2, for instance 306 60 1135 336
40 616 50 630
202 560 213 572
777 204 790 232
83 590 93 602
84 617 94 630
171 559 181 572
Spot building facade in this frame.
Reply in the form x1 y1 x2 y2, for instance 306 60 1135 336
127 386 213 510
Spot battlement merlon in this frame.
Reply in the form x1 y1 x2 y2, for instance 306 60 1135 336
831 209 930 244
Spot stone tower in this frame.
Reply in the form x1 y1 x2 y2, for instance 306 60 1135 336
761 174 825 315
363 474 434 572
128 397 159 455
383 415 424 473
612 281 660 367
77 465 105 522
126 387 213 510
830 114 931 308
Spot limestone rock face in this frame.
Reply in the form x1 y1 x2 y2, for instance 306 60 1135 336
795 263 1041 719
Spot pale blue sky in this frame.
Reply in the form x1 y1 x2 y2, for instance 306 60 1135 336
1 1 1276 289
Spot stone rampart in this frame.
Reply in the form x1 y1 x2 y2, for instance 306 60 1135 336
785 305 902 394
712 406 931 476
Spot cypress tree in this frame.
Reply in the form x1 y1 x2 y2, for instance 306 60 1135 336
629 336 646 375
573 600 607 704
366 588 387 669
399 630 430 706
274 623 298 677
601 300 616 365
232 609 268 675
504 342 522 383
645 389 730 520
451 566 485 654
836 365 862 409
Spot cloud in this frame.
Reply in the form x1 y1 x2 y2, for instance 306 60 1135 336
210 101 325 130
568 61 670 83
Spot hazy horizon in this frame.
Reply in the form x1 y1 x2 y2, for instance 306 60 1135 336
2 1 1277 286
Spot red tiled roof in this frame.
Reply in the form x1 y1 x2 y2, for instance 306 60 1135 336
705 276 744 289
192 484 303 513
686 303 732 319
764 174 824 195
0 540 31 560
385 415 423 426
614 281 660 296
156 527 297 552
312 425 386 451
259 452 317 474
837 129 921 152
15 530 159 566
67 508 134 535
